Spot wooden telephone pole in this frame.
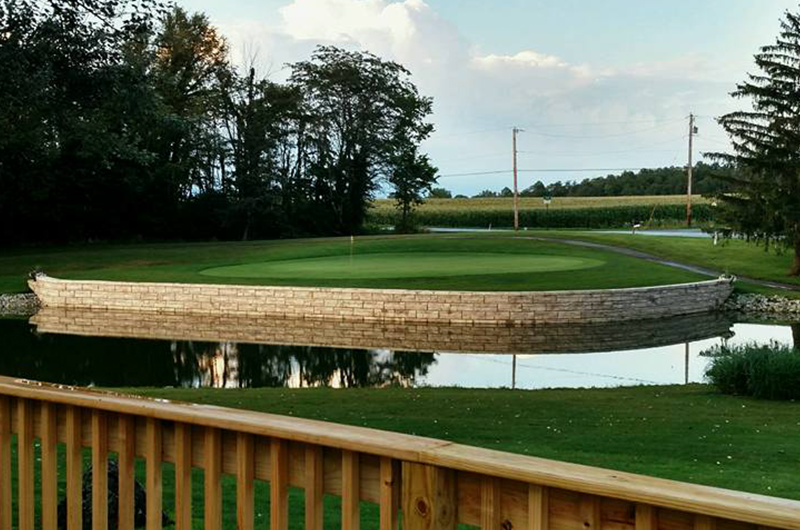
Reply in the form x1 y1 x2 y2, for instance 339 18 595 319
686 113 696 227
512 127 522 231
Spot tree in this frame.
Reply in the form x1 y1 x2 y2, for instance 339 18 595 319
388 147 438 232
428 187 452 199
710 8 800 275
289 46 433 235
473 190 497 198
499 186 514 198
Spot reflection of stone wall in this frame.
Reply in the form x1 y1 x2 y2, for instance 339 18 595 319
31 307 733 355
29 276 733 325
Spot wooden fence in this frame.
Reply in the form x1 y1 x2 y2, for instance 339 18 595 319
0 375 798 530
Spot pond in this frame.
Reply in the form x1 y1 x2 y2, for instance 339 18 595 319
1 309 796 390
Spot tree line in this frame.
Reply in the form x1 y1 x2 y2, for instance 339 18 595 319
428 162 734 199
0 0 437 246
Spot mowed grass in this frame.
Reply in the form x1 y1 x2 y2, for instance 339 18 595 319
125 384 800 502
534 231 800 289
0 235 704 293
372 195 708 212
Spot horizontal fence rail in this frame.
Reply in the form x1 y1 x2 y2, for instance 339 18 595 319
0 376 798 530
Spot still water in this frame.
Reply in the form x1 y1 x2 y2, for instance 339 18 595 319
1 309 796 390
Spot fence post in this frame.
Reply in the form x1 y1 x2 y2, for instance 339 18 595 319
402 463 457 530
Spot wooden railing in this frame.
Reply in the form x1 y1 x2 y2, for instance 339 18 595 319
0 376 798 530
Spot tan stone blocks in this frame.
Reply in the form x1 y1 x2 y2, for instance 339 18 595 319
28 276 734 325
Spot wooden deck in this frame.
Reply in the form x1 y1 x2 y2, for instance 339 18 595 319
0 375 798 530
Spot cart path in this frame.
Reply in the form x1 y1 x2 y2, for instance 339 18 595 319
518 236 800 292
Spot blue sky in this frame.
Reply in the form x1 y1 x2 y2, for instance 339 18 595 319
183 0 798 195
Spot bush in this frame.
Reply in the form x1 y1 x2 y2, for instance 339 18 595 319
704 342 800 400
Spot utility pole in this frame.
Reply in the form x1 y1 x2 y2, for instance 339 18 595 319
686 113 696 227
512 127 522 231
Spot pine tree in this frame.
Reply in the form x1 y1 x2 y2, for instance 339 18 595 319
711 8 800 276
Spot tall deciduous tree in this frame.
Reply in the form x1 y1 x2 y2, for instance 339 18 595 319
388 146 438 232
711 8 800 275
289 46 433 235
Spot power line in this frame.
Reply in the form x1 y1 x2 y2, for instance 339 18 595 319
517 136 685 157
523 122 680 139
433 117 687 139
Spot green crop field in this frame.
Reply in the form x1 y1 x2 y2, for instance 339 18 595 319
369 195 711 228
0 235 704 293
373 195 707 212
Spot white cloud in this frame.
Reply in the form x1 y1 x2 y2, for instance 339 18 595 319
217 0 737 194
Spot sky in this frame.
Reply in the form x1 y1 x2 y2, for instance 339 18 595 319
182 0 799 196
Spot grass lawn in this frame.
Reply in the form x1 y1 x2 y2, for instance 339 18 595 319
122 384 800 505
532 231 800 291
0 235 704 293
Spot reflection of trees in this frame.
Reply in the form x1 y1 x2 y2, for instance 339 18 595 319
0 320 436 388
172 342 436 388
291 347 435 388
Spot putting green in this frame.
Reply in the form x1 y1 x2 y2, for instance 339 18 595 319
200 252 605 280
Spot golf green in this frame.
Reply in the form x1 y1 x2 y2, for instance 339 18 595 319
200 252 605 280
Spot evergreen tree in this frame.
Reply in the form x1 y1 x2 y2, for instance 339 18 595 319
710 8 800 275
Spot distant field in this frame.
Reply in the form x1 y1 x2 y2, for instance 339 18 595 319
369 195 710 229
372 195 707 212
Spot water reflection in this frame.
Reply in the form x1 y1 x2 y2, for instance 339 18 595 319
0 310 795 390
31 307 734 355
0 319 434 388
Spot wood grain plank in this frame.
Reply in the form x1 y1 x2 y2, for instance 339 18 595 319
402 462 457 530
305 445 324 530
92 411 109 530
528 485 548 530
0 397 9 530
146 418 162 530
481 477 501 530
380 457 399 530
41 402 59 530
17 399 34 530
118 415 136 530
342 450 361 530
271 438 289 530
580 495 602 530
636 504 658 530
204 427 222 530
237 432 255 530
695 515 717 530
174 423 192 530
66 406 83 530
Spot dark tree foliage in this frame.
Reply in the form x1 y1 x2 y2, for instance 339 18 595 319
0 0 170 244
709 8 800 276
388 146 438 232
0 2 434 246
289 46 434 235
519 163 734 197
427 187 452 199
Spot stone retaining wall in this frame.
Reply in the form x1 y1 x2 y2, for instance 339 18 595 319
29 275 734 325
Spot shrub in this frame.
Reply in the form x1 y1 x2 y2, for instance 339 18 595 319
704 342 800 400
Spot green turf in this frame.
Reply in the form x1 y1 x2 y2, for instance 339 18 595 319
537 231 800 288
200 252 605 279
123 384 800 502
0 235 703 293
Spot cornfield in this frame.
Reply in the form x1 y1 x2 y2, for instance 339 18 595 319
369 196 712 229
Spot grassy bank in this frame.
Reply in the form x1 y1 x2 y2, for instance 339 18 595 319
125 384 800 502
0 235 702 293
533 231 800 290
